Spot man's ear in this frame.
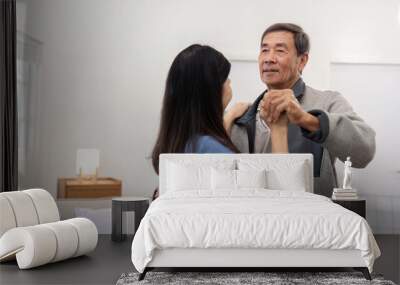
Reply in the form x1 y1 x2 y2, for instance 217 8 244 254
298 53 309 74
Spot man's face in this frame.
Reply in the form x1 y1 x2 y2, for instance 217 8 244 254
258 31 307 90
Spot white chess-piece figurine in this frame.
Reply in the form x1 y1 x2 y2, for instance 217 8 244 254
343 157 352 189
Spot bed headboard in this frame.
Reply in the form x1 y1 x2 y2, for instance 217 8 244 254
159 154 313 195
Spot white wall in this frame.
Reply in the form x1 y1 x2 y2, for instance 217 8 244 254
18 0 400 232
331 63 400 234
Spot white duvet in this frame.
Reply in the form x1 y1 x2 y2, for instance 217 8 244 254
131 190 380 273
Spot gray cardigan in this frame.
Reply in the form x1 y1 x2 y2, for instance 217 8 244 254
230 79 376 197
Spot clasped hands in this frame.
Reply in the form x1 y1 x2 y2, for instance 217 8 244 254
224 89 318 135
259 89 307 129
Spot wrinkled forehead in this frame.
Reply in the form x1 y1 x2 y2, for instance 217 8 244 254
261 31 295 49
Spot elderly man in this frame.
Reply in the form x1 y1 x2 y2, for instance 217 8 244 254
231 23 376 197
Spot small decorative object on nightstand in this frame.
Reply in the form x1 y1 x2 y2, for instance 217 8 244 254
57 148 122 199
332 157 359 200
112 197 150 242
332 198 366 218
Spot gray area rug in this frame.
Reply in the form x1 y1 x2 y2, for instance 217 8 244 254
116 271 396 285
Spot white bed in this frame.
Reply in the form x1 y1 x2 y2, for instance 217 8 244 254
131 154 380 280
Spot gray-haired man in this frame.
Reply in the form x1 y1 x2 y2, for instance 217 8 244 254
231 23 376 197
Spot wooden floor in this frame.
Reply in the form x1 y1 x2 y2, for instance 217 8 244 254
0 235 398 285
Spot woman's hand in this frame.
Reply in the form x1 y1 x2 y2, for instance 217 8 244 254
224 102 251 133
259 99 288 129
264 110 289 153
269 111 289 130
229 102 251 119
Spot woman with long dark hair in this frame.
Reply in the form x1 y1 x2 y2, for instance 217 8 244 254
151 44 288 176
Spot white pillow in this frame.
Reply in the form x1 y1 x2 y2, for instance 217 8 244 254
211 168 268 190
236 169 267 189
267 162 306 191
237 158 308 191
166 162 211 191
166 159 235 192
211 168 236 190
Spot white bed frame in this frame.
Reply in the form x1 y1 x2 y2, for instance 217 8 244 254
148 248 365 268
140 154 371 280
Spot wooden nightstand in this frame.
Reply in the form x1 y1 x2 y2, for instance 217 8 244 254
332 198 366 218
57 177 122 198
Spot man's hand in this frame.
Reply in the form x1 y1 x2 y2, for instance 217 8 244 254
259 89 320 132
260 89 303 124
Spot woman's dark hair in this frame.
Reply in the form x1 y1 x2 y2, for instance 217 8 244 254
151 44 239 173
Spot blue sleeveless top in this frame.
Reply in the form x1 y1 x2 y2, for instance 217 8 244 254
185 135 233 154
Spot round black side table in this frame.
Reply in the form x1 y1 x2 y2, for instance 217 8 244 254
111 197 150 242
